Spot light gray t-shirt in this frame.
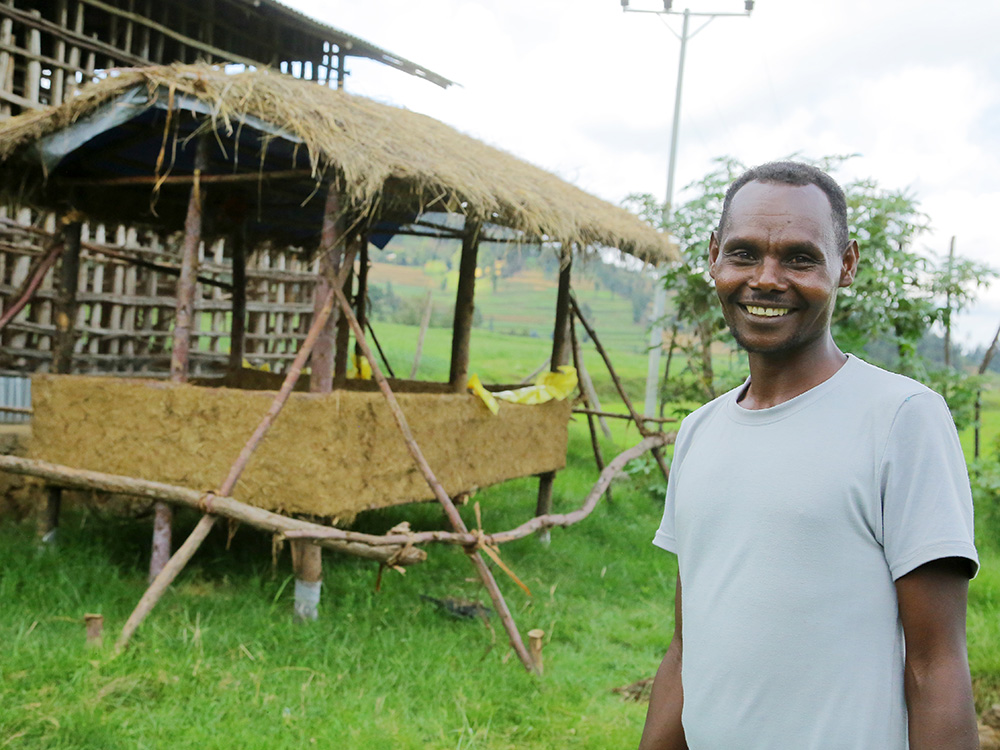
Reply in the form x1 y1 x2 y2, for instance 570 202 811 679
654 355 978 750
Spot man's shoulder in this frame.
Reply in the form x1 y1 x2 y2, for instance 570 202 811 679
841 355 940 408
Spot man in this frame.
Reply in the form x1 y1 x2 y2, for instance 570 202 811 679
639 162 979 750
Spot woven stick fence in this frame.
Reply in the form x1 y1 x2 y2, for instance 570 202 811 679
0 212 320 377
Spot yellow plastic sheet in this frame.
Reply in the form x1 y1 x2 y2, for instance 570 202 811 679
467 373 499 415
348 353 372 380
463 365 578 413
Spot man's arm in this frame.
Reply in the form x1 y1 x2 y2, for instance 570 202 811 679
895 557 978 750
638 574 687 750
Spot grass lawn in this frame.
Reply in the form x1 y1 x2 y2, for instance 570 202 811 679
3 416 1000 748
0 425 677 749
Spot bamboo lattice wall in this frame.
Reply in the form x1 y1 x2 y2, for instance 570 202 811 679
0 0 448 377
0 0 450 118
0 207 318 377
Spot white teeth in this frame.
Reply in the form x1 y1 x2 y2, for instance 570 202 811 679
745 305 791 317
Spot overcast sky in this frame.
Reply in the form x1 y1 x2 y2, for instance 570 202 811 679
289 0 1000 350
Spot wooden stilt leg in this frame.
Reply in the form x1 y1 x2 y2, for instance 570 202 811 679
291 541 322 622
39 486 61 545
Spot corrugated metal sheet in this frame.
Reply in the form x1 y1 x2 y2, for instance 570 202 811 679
0 375 30 424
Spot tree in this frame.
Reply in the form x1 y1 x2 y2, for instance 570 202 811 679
623 157 743 403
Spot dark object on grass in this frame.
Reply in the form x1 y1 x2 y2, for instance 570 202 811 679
612 676 654 702
420 595 493 621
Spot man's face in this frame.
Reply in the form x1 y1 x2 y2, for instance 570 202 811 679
708 180 858 357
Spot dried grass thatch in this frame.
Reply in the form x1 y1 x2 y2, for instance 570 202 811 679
0 64 674 262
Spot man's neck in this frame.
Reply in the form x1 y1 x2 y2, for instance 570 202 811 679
740 336 848 410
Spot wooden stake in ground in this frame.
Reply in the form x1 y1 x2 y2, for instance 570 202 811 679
84 614 103 648
332 284 538 674
115 249 357 653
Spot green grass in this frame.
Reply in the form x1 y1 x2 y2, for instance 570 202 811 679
4 422 1000 748
0 426 676 749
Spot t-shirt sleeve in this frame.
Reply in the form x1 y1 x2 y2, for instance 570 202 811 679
653 421 690 554
880 391 979 580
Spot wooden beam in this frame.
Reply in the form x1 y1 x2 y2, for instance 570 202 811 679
0 4 150 67
0 455 424 566
60 169 312 187
448 219 481 391
0 40 87 76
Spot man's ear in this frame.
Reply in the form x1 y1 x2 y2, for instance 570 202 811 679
708 231 721 279
839 240 859 288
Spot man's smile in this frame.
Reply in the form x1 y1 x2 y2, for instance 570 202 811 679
740 304 793 318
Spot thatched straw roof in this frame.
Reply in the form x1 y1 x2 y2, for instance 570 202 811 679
0 64 673 263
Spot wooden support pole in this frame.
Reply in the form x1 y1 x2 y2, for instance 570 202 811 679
331 285 537 674
40 486 62 545
355 234 369 347
333 261 353 386
115 251 358 652
310 186 342 393
571 315 610 504
169 133 210 383
448 219 481 392
37 219 80 546
52 220 82 373
228 228 246 373
290 540 322 622
536 246 573 540
365 320 395 378
154 133 209 581
570 294 672 482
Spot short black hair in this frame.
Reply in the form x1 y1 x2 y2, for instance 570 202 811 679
717 161 850 250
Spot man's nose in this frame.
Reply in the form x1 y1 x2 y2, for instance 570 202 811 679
749 258 787 292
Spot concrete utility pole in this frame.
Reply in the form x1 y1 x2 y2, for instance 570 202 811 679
621 0 754 417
